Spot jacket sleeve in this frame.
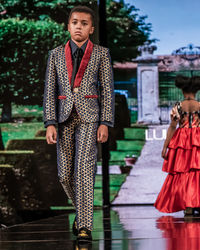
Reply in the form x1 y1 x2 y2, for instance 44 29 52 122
43 50 58 128
98 48 115 127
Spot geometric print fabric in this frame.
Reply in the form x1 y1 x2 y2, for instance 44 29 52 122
43 43 114 127
56 108 98 231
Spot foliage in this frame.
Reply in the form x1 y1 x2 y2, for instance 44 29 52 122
0 0 97 27
106 1 156 62
1 0 155 63
0 18 69 106
0 0 155 120
12 105 43 118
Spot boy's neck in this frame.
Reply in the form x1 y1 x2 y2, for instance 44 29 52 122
71 38 89 48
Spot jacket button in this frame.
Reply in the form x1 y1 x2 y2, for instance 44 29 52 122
73 88 79 93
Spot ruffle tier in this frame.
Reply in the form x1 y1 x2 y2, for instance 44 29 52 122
154 170 200 213
163 127 200 173
168 127 200 149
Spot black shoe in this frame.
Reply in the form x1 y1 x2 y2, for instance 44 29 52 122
193 207 200 216
77 227 92 242
184 207 194 216
72 217 78 236
74 240 92 249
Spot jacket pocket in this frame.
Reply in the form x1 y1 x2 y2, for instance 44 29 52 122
58 96 66 99
85 95 98 98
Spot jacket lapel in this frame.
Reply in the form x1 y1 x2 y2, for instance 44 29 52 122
64 39 94 88
64 41 73 85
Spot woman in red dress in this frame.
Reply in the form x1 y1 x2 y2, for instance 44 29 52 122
154 75 200 215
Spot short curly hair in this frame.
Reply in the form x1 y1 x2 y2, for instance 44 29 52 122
68 6 95 26
175 75 200 93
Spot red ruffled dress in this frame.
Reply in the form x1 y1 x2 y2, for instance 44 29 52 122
154 101 200 213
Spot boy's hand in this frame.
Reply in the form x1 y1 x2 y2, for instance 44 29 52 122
46 125 57 144
97 125 108 143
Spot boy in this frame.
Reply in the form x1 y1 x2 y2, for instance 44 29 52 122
43 6 114 242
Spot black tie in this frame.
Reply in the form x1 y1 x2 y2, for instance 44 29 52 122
71 48 84 90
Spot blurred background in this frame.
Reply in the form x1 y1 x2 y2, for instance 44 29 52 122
0 0 200 227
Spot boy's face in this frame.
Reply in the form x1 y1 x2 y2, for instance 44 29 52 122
68 12 94 43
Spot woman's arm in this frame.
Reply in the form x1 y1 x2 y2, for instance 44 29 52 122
162 120 178 159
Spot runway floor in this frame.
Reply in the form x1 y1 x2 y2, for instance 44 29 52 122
1 206 200 250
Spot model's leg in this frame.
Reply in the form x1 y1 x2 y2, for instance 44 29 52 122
57 111 80 207
75 122 98 231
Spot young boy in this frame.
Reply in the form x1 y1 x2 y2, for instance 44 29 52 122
43 6 114 242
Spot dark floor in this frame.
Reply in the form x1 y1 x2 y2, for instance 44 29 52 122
1 206 200 250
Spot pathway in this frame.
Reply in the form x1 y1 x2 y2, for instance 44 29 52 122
112 125 168 204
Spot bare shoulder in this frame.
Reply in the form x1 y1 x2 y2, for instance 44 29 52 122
181 99 200 111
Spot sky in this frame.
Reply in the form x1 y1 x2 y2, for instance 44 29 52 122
125 0 200 55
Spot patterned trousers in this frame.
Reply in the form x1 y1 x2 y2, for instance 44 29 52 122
57 109 98 231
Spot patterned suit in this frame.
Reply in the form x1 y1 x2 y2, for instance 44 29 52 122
43 39 114 231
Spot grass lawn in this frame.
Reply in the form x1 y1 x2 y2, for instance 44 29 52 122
0 105 44 147
0 122 44 147
0 104 43 119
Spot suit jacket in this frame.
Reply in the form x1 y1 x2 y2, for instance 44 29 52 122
43 40 114 128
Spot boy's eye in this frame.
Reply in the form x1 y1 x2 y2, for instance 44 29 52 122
82 22 88 26
72 21 77 25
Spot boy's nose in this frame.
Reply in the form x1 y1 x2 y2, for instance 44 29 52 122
76 23 82 29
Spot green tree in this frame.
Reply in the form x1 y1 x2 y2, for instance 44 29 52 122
1 1 155 62
0 18 69 121
0 0 155 121
0 0 97 27
106 1 156 62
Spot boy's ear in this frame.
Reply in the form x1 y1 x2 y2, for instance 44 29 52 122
90 26 94 35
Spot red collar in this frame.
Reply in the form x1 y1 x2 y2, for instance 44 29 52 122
64 39 94 88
